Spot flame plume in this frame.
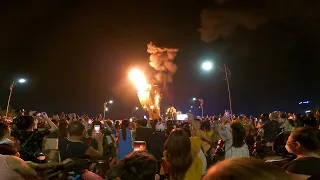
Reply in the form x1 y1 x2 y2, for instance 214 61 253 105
129 69 161 119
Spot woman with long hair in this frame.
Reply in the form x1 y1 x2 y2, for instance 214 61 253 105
283 127 320 179
163 117 202 180
117 120 133 161
218 122 249 159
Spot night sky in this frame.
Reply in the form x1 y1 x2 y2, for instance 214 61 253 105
1 0 320 118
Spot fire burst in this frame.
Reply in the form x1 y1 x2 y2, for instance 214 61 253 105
129 69 161 120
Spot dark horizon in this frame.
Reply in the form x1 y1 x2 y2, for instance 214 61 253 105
1 0 319 118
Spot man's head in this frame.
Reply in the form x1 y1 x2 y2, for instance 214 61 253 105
155 123 165 132
279 112 286 119
68 121 86 137
106 151 158 180
137 119 148 127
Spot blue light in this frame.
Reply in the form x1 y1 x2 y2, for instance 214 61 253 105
299 101 310 105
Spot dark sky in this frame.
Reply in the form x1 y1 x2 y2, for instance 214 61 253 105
1 0 319 118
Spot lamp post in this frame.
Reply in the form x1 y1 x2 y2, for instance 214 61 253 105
103 100 113 120
6 79 26 117
192 97 204 117
201 61 233 115
132 107 139 118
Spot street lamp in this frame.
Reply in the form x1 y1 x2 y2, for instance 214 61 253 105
18 79 26 83
132 107 139 118
6 78 27 117
202 61 213 71
103 100 113 120
192 97 197 101
201 61 233 115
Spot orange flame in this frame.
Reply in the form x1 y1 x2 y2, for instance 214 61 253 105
129 69 161 119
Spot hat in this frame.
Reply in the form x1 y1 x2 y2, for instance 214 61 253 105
155 123 165 132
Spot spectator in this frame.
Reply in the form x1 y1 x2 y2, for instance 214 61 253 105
148 122 166 173
260 113 281 150
135 119 153 150
106 151 158 180
198 119 213 166
58 119 69 138
163 116 202 180
182 122 207 175
304 117 317 128
283 127 320 179
218 122 250 159
0 122 13 145
117 120 133 161
105 120 117 165
45 118 59 162
58 121 103 161
0 153 37 180
279 112 295 133
204 157 289 180
165 120 174 137
11 115 55 162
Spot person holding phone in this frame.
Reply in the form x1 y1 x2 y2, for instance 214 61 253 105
58 121 103 161
117 120 133 161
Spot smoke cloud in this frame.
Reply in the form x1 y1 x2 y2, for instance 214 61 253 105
199 0 320 42
147 42 179 83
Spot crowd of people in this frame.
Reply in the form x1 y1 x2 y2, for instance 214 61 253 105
0 110 319 180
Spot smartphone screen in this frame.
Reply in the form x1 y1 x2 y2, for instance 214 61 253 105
133 141 146 151
177 114 188 120
94 125 100 133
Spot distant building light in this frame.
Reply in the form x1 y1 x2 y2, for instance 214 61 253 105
299 101 310 105
305 110 311 113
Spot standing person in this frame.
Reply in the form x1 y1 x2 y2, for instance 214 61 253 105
199 120 213 166
163 114 202 180
117 120 133 161
260 113 281 151
11 114 56 162
45 118 59 162
148 123 167 173
279 112 295 133
135 119 153 150
218 122 250 159
0 122 13 145
105 120 117 166
165 120 174 137
58 121 103 161
58 119 69 138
